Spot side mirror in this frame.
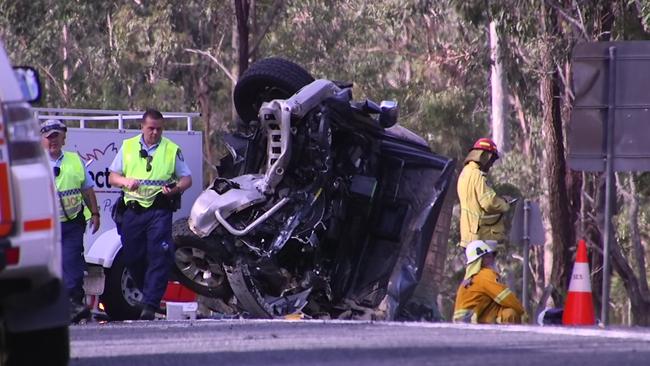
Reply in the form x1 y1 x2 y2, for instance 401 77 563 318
379 100 399 128
13 66 41 103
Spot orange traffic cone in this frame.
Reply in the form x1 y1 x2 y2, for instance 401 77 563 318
562 239 595 325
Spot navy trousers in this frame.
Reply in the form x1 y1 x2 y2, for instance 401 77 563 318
61 218 87 303
120 207 174 307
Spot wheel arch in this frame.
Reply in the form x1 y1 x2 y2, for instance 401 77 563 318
85 228 122 268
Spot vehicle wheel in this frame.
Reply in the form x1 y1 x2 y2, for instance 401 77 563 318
100 250 143 321
233 57 315 123
171 218 231 299
5 325 69 365
225 255 311 319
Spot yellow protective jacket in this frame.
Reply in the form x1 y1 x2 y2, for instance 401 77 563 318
453 267 524 324
457 161 509 248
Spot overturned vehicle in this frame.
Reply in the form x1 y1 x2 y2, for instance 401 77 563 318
172 58 454 320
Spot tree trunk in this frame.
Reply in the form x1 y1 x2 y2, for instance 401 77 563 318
231 7 240 122
609 229 650 325
197 67 214 182
61 23 70 104
489 20 508 153
540 3 574 305
234 0 250 74
608 174 650 325
250 0 257 61
584 176 604 317
510 92 530 156
628 175 650 300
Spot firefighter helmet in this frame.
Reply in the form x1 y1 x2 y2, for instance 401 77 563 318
471 138 499 156
465 240 496 264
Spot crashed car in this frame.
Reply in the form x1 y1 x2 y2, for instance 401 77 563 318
172 58 454 319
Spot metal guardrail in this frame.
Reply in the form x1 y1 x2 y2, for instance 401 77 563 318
33 107 201 132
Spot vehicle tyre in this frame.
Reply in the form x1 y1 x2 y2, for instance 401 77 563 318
100 250 144 321
172 218 231 299
5 325 69 366
233 57 315 123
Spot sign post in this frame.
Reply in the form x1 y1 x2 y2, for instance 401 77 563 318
569 41 650 325
522 200 530 317
600 46 616 326
510 199 544 319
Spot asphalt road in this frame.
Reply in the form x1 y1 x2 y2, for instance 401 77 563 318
69 320 650 366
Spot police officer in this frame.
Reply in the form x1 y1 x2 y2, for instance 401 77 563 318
40 119 100 323
108 109 192 320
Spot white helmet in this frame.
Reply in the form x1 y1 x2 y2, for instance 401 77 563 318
465 240 495 264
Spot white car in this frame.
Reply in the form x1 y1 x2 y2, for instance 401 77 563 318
0 41 69 364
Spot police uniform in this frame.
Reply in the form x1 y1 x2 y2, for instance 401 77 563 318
109 134 191 310
50 151 95 304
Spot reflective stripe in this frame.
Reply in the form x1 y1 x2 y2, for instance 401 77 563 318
24 218 53 232
494 288 512 305
0 162 13 236
58 188 82 197
122 135 178 208
138 179 170 186
461 207 501 226
453 309 474 323
123 179 173 202
482 213 501 219
56 152 85 221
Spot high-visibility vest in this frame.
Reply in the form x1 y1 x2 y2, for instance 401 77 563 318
122 135 178 208
56 151 86 222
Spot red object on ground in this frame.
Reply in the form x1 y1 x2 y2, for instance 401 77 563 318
162 281 197 302
562 239 596 326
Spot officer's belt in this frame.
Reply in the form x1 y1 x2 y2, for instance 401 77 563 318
125 193 174 213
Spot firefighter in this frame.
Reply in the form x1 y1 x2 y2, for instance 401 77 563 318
453 240 524 324
457 138 511 249
40 119 100 323
108 109 192 320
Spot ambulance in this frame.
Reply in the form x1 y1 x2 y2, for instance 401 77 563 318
0 42 69 364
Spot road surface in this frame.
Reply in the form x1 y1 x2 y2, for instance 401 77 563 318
70 320 650 365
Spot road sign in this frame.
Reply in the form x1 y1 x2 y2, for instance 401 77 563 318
568 41 650 172
565 41 650 325
509 200 545 246
509 199 544 319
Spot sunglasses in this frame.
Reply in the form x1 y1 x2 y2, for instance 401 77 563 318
41 125 67 134
140 149 152 172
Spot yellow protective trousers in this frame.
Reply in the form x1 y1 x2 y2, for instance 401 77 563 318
453 267 524 324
